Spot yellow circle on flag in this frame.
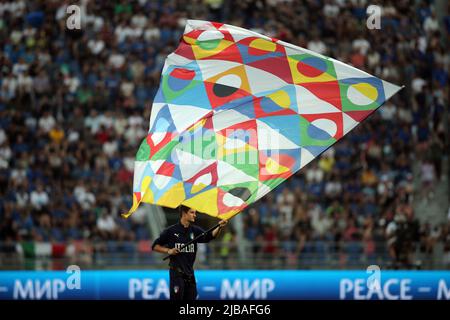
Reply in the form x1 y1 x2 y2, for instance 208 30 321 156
347 83 378 105
267 90 291 109
249 38 277 52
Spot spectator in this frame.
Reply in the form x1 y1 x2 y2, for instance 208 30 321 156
420 160 436 202
97 211 118 240
30 183 49 211
311 211 333 240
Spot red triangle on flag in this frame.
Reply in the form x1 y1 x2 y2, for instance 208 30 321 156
248 57 293 84
201 43 243 64
204 81 252 109
156 161 175 177
174 41 196 60
345 109 375 122
300 81 342 111
216 119 258 149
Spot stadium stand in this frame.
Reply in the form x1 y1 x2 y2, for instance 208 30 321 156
0 0 448 270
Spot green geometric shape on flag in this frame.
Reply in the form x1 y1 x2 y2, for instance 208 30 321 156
220 181 260 203
151 140 179 160
162 76 203 102
260 177 286 191
136 138 151 161
179 130 217 160
197 39 221 51
221 151 260 179
339 81 381 112
299 115 336 147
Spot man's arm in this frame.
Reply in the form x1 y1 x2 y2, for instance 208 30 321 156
212 220 228 239
151 228 179 255
153 244 179 255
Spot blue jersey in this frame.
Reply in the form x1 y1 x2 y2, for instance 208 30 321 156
152 222 214 276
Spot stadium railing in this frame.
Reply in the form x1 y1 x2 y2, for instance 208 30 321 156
0 240 448 270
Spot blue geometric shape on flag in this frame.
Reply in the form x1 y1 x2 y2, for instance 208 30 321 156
183 181 216 200
214 95 256 114
340 77 386 104
237 43 284 64
258 114 301 146
153 87 166 103
301 56 328 73
261 96 285 114
232 98 257 119
277 148 302 172
168 76 191 91
307 123 333 140
171 163 183 181
151 105 177 133
303 145 329 157
170 82 212 110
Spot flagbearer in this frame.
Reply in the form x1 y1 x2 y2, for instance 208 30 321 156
152 205 228 300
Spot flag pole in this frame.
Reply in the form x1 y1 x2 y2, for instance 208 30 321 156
162 222 222 261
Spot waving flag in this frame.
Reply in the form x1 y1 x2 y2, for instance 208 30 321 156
123 20 402 220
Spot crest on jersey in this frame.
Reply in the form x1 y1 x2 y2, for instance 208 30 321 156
190 232 194 240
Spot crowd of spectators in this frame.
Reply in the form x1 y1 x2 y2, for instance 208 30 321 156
0 0 448 269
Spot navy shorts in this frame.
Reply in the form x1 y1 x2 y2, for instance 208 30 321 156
169 269 197 300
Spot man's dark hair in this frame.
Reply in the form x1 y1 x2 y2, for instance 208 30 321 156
179 205 191 217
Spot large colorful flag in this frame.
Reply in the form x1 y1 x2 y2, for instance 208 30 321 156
123 20 402 220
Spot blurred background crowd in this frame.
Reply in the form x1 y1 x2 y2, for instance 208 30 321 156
0 0 448 270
